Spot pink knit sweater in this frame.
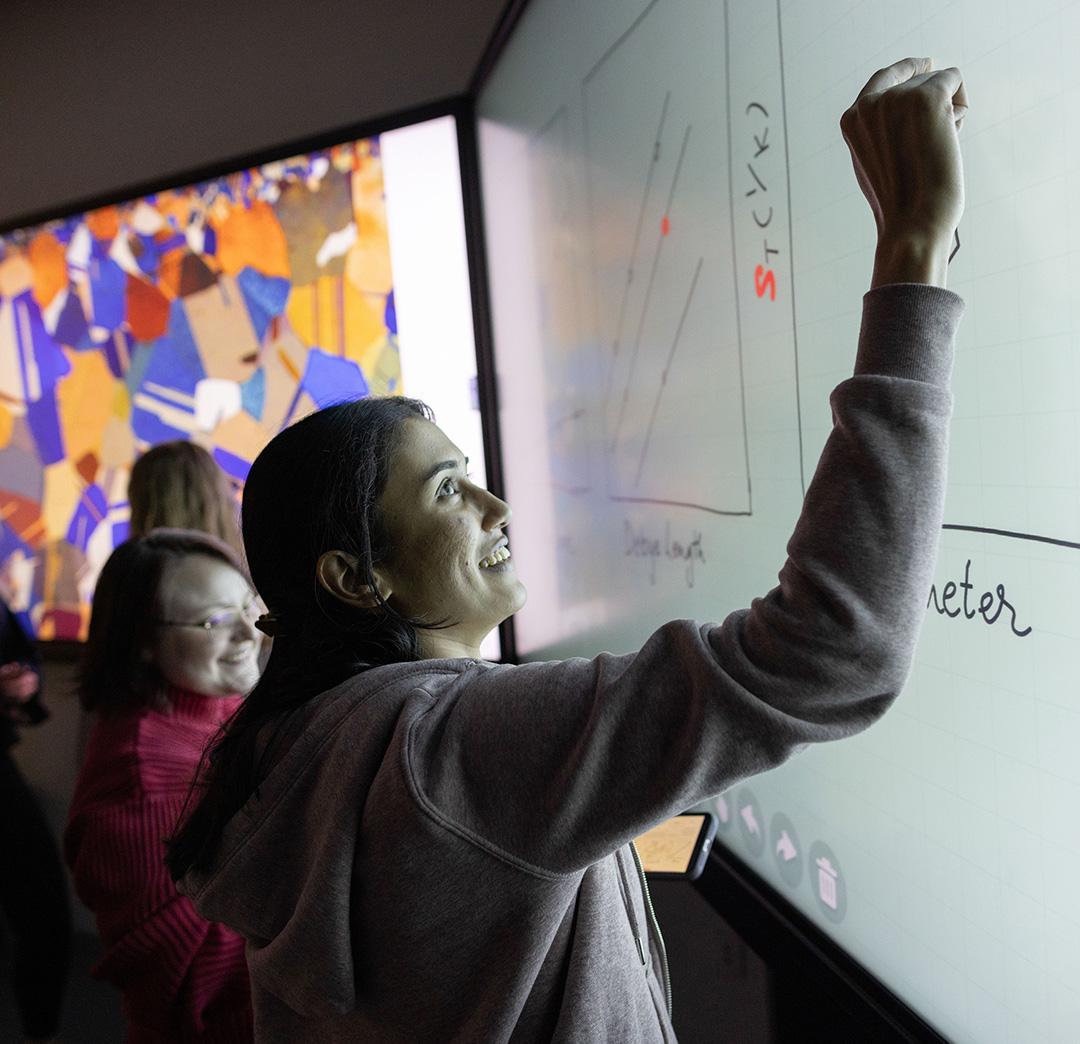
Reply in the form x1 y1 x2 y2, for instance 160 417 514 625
64 688 253 1043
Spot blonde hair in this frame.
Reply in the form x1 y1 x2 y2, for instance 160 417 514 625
128 441 242 557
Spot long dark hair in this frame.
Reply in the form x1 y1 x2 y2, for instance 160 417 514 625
166 396 431 880
79 529 243 717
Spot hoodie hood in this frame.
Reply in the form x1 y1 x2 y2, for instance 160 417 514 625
178 664 438 1018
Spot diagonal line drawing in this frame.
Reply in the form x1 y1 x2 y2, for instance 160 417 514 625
634 256 704 486
609 121 692 454
603 91 671 417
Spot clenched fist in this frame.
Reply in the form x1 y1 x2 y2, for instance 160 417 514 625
841 58 968 288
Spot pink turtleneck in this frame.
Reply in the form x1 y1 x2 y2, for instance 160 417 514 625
64 687 252 1043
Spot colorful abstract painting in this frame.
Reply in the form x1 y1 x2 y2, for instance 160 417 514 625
0 137 399 639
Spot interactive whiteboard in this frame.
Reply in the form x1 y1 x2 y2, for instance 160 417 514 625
478 1 1080 1040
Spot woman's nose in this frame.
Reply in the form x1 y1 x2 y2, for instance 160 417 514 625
232 612 259 642
482 490 512 530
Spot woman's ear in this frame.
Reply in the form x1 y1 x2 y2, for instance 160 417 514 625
316 550 391 610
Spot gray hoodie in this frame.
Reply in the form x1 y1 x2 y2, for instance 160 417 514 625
181 283 963 1042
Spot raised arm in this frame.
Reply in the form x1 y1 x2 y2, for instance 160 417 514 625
410 60 969 875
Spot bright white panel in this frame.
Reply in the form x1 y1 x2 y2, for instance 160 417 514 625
381 116 500 660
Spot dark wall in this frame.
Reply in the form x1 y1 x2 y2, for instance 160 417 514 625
0 0 507 228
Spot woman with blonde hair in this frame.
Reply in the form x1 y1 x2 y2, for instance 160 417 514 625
128 441 242 557
74 441 250 770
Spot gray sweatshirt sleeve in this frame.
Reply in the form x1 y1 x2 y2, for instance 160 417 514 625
409 283 963 876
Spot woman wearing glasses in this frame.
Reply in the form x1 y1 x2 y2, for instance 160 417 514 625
64 529 261 1043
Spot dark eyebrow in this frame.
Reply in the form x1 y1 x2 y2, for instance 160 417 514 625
423 456 468 484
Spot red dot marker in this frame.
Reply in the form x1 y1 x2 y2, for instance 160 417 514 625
661 215 670 236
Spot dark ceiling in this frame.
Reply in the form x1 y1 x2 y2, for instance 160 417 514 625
0 0 516 229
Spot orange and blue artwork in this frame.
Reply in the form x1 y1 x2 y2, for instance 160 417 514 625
0 136 399 639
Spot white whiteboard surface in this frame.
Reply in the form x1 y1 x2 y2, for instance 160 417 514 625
478 1 1080 1040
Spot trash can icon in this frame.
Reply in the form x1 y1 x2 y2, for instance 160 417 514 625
815 855 838 910
807 841 846 923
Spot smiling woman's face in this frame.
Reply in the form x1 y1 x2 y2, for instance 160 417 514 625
375 418 526 655
151 554 262 696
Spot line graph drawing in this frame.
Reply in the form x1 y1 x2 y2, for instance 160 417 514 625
608 120 693 456
583 0 752 517
602 90 670 418
941 525 1080 551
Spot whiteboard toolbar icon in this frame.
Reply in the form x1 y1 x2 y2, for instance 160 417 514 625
816 857 838 909
740 804 760 836
714 792 732 831
770 811 804 888
807 841 846 924
736 787 766 857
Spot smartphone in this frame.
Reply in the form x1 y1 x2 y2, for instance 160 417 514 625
634 811 718 880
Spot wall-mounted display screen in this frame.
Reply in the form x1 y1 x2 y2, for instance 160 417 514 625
0 115 493 653
478 0 1080 1039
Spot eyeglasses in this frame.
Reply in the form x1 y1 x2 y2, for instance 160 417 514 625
155 595 261 633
